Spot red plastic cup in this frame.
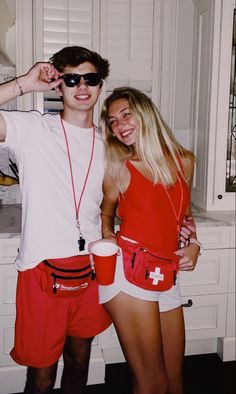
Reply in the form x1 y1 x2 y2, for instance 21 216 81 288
91 241 118 285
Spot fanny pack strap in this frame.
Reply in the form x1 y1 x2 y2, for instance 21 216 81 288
50 271 92 280
43 259 91 273
43 260 94 295
117 233 179 270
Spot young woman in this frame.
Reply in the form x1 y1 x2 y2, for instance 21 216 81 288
98 87 201 394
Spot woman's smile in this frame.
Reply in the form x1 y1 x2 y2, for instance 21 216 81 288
108 98 139 145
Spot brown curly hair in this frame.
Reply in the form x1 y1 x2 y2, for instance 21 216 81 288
50 46 110 80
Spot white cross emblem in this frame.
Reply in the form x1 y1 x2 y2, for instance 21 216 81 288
149 267 164 285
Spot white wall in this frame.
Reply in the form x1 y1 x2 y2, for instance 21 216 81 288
0 0 18 204
173 0 195 149
0 0 16 64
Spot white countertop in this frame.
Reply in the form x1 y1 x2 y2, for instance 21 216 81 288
0 204 21 238
0 203 235 239
192 205 235 227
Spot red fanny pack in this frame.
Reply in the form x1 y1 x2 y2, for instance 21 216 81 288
38 255 94 297
117 235 179 291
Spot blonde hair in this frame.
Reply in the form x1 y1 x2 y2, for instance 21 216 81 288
100 87 194 185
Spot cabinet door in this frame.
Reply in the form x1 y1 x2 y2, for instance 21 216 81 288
179 249 229 296
0 238 19 263
226 292 235 338
191 0 235 210
183 294 227 340
197 226 231 249
0 239 19 315
191 0 214 209
0 314 16 367
228 248 236 293
227 248 235 337
210 0 235 209
0 264 17 315
99 325 125 364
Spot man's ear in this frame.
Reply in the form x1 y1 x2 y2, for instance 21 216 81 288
98 81 103 96
55 84 63 97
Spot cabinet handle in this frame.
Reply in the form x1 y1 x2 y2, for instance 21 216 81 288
182 299 193 308
217 194 223 199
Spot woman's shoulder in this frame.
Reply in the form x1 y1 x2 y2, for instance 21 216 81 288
104 160 131 195
178 152 195 183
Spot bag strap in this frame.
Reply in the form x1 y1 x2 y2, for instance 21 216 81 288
43 259 91 273
139 248 178 264
117 233 179 266
51 271 92 280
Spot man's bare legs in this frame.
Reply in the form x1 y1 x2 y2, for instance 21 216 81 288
24 363 58 394
61 335 93 394
23 335 93 394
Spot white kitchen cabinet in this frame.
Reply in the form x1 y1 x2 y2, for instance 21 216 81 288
180 247 229 342
191 0 235 210
180 224 235 359
217 247 236 361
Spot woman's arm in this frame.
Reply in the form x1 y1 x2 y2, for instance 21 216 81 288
100 171 119 241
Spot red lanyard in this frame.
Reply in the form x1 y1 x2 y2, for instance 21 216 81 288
162 174 184 234
60 116 96 250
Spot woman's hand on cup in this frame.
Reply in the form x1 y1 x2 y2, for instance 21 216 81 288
88 238 118 271
88 239 119 285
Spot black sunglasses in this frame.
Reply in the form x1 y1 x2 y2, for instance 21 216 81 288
61 73 102 87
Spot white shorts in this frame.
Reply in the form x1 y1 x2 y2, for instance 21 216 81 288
99 250 183 312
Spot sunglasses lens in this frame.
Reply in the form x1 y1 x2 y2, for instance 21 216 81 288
62 74 81 87
62 73 101 87
83 73 102 86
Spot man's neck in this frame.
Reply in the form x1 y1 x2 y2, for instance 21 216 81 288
61 109 94 128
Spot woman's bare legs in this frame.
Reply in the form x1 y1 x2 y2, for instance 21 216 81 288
160 306 185 394
105 292 168 394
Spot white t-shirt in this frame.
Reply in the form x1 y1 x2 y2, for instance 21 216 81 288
1 110 105 271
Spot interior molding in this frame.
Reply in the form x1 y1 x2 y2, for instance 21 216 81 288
157 0 179 130
15 0 34 111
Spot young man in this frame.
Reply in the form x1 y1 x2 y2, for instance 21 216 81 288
0 46 111 394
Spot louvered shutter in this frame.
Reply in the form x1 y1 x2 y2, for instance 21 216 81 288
101 0 157 95
42 0 97 112
41 0 158 112
43 0 95 58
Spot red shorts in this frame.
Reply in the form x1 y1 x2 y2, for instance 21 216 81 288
10 259 111 368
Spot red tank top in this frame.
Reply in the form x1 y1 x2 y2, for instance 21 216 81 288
117 160 190 253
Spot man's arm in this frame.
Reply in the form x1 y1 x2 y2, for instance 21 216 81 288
176 156 201 271
0 62 63 142
178 156 198 244
0 114 7 142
